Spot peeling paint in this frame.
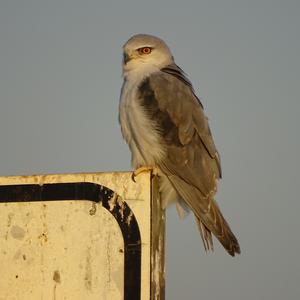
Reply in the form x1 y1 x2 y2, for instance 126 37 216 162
108 193 118 211
117 197 126 221
126 211 133 226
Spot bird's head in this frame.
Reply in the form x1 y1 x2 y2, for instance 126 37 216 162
122 34 174 74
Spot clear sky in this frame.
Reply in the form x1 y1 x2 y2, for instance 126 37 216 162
1 1 300 299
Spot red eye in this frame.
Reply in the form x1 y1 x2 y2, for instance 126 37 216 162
138 47 152 55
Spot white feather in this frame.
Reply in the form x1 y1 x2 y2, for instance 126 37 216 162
120 65 166 168
158 171 190 219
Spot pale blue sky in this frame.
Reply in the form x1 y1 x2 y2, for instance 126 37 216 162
1 1 300 299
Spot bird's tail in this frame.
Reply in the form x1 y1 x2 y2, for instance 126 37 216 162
195 200 240 256
162 170 240 256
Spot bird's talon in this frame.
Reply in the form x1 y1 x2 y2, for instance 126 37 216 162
131 166 154 183
131 172 137 183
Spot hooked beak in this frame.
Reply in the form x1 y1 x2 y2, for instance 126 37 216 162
123 52 131 65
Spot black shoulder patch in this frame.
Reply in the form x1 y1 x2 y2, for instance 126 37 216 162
161 64 204 108
138 78 182 146
161 65 193 88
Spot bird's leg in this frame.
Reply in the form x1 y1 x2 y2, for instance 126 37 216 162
131 166 155 182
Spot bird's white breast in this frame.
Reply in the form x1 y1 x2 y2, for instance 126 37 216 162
119 66 188 217
119 67 166 168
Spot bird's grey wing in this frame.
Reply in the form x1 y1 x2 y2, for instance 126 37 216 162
161 64 222 175
139 67 240 255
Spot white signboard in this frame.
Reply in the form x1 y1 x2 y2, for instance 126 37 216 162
0 172 165 300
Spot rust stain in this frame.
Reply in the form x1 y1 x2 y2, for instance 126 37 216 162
37 202 49 245
53 270 61 284
38 232 48 244
4 212 14 240
53 284 57 300
89 203 97 216
106 234 111 285
84 247 92 291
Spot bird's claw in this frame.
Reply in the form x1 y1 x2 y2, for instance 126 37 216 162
131 166 154 183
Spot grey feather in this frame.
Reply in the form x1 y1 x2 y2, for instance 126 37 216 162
137 66 240 256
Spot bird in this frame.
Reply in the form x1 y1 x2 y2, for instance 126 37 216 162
119 34 240 256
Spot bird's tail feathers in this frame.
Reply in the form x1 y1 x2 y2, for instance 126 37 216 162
195 200 240 256
196 218 214 252
163 172 240 256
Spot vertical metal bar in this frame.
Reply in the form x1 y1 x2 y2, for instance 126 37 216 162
150 174 166 300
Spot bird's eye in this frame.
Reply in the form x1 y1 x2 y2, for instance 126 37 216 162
138 47 152 55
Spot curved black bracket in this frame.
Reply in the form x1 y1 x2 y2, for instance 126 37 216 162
0 182 141 300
